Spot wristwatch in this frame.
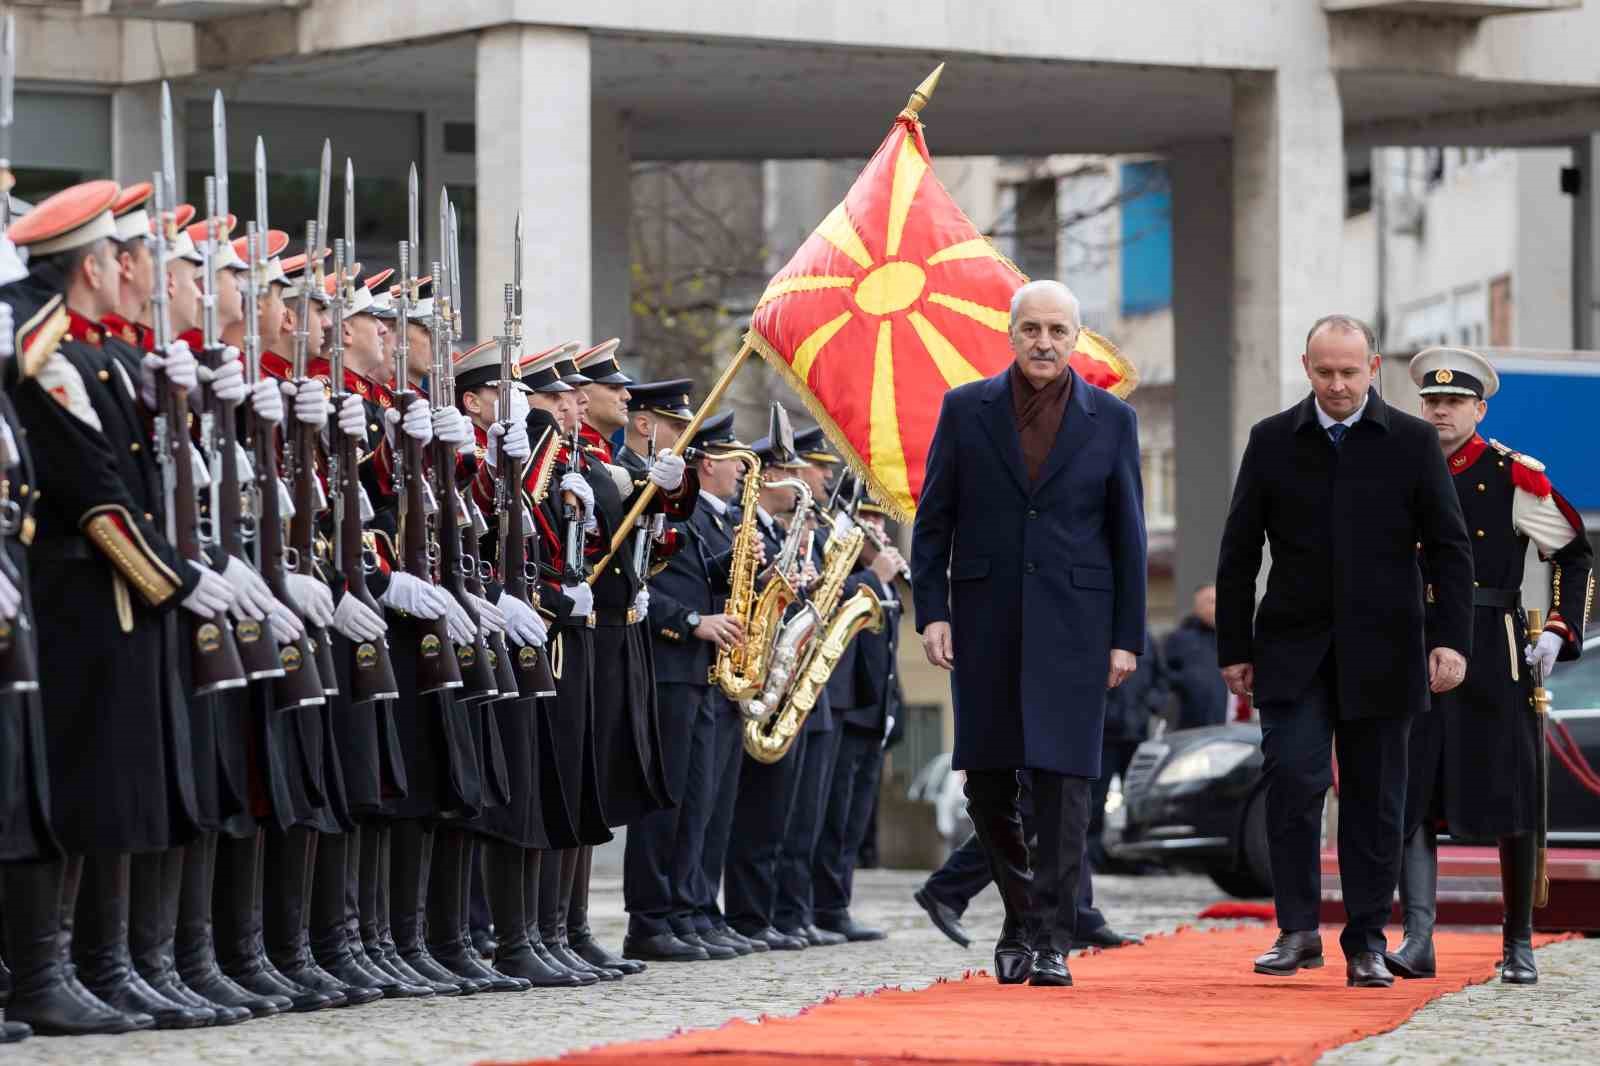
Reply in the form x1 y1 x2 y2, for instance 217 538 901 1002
685 611 702 629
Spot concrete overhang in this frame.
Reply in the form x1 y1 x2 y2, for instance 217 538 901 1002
1325 0 1580 15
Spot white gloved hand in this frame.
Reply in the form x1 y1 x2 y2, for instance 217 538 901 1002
432 408 475 454
386 399 434 444
559 472 594 515
221 556 276 622
633 587 650 617
444 595 477 645
181 561 234 618
507 387 531 423
332 591 388 642
378 571 450 619
203 347 248 406
288 378 330 428
250 376 284 424
162 339 199 393
1525 630 1564 678
266 594 305 644
285 572 336 629
648 448 686 491
831 512 856 540
562 581 594 620
0 568 19 620
496 592 548 648
471 593 507 638
488 421 529 471
338 394 367 440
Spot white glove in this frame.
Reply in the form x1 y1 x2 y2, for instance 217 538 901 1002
633 587 650 617
831 511 856 540
506 388 530 423
562 581 594 620
338 394 367 440
181 561 234 618
285 571 336 629
444 595 477 645
471 593 507 638
1525 630 1564 678
432 408 475 454
266 594 305 644
648 448 686 491
386 399 434 444
202 347 247 406
250 376 284 423
221 556 276 622
0 567 19 620
332 591 388 642
140 340 198 409
379 571 450 619
488 420 529 470
288 378 330 428
559 472 594 515
497 592 548 648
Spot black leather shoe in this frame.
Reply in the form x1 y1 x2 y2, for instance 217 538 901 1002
817 915 887 942
471 929 498 960
570 934 646 975
716 926 768 953
1253 931 1324 976
1346 952 1395 988
532 942 598 986
1384 934 1436 979
679 932 738 961
1501 938 1538 985
699 928 754 956
1073 925 1141 951
376 944 459 997
914 888 972 948
401 946 481 996
784 924 846 947
495 945 584 988
623 933 709 962
742 926 807 951
1027 949 1073 987
994 941 1034 985
547 940 621 981
1 1018 30 1043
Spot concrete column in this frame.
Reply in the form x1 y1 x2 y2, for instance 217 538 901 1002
112 84 181 198
1170 140 1234 599
1230 69 1345 459
475 26 591 346
1571 136 1599 349
590 102 632 348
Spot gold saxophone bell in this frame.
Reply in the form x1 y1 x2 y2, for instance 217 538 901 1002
707 450 767 700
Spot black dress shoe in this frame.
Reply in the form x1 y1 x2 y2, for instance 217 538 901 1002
547 941 621 981
817 915 887 942
1 1018 30 1043
532 943 598 986
570 934 646 975
717 926 768 953
742 926 807 951
914 888 972 949
1073 925 1141 951
699 928 754 956
623 932 709 962
1384 934 1436 979
679 932 738 961
84 969 212 1029
494 946 584 988
375 945 459 997
994 941 1034 985
401 946 481 995
1253 931 1324 976
1346 952 1395 988
784 924 846 947
1027 949 1073 987
471 929 498 960
1501 938 1538 985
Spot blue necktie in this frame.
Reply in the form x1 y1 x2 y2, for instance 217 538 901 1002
1327 424 1348 448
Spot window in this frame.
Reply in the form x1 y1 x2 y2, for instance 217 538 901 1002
1489 275 1513 346
1119 161 1172 316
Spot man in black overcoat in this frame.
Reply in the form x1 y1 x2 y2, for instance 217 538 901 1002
1216 314 1474 988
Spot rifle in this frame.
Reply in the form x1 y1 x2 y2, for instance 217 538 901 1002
0 303 39 694
201 91 281 682
329 233 398 704
562 419 588 586
0 11 13 230
428 195 497 702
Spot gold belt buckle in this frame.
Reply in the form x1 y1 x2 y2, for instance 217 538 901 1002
586 613 596 629
626 607 639 625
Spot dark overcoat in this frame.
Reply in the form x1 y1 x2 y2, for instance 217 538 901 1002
1215 390 1474 719
911 367 1147 779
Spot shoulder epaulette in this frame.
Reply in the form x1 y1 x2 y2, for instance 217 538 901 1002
1488 438 1546 473
18 296 69 380
527 425 561 503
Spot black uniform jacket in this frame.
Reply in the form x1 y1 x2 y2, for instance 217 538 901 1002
648 491 736 686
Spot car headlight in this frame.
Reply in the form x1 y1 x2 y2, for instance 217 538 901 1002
1154 741 1255 787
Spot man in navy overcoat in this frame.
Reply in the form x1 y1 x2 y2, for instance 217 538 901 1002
911 280 1146 988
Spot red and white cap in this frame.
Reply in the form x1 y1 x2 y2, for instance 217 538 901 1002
164 205 203 263
230 229 291 284
184 214 245 271
7 180 121 255
323 265 375 315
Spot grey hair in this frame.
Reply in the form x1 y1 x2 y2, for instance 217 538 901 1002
1008 280 1081 332
1305 313 1377 356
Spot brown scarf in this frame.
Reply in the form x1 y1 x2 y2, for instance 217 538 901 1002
1009 362 1073 484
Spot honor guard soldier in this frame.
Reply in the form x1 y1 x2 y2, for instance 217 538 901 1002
1389 347 1593 986
617 378 694 479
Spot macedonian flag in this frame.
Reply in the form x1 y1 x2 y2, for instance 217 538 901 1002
747 66 1137 520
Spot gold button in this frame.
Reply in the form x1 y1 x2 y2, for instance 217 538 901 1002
130 442 141 453
369 423 379 433
1477 529 1485 538
1477 483 1486 492
144 512 153 522
97 369 110 382
18 484 27 495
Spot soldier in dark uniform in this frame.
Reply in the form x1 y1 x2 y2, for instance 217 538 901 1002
3 182 235 1033
1388 348 1593 986
626 409 750 962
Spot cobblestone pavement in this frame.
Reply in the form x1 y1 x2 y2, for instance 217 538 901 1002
3 839 1594 1065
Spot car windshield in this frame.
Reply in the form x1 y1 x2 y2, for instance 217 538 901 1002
1547 637 1600 714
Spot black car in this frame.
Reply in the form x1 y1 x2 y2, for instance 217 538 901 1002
1115 636 1600 898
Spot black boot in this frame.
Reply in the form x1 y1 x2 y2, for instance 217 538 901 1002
75 852 208 1028
393 822 476 994
215 830 331 1012
342 824 433 999
568 844 640 975
426 829 521 992
2 860 139 1035
265 829 365 1007
546 846 617 980
453 836 530 991
1500 834 1539 985
369 823 453 996
486 844 582 988
964 780 1036 985
1383 824 1437 979
309 830 392 1002
135 846 246 1025
537 849 597 985
177 832 287 1019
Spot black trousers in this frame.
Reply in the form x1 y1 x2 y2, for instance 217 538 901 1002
1257 664 1411 958
692 700 746 934
621 682 703 938
774 725 842 931
963 768 1092 953
924 770 1105 932
724 731 808 934
812 725 884 922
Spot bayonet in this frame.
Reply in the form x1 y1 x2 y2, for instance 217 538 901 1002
1 12 14 228
407 164 420 296
159 83 178 216
211 90 228 223
449 203 463 341
313 139 331 288
253 137 268 234
344 157 356 291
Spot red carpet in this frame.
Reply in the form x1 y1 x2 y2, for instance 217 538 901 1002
494 927 1572 1066
1198 901 1276 921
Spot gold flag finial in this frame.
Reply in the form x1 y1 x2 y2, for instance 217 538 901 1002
900 63 945 120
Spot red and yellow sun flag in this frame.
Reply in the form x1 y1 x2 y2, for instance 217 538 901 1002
747 66 1137 520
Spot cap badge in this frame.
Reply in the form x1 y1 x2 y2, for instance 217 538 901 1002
1436 369 1453 384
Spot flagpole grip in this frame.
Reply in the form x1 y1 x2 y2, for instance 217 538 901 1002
586 336 756 584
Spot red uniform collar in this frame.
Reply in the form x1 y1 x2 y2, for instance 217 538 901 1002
177 328 204 351
474 422 488 448
100 313 153 352
579 423 612 463
64 306 106 347
260 350 294 381
1448 435 1489 474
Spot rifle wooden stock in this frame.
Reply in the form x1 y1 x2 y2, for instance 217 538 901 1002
432 437 497 702
393 392 461 695
287 416 338 695
499 450 556 698
334 425 398 703
251 410 325 709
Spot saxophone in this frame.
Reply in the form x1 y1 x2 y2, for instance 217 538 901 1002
707 449 764 698
719 478 813 701
744 519 880 763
